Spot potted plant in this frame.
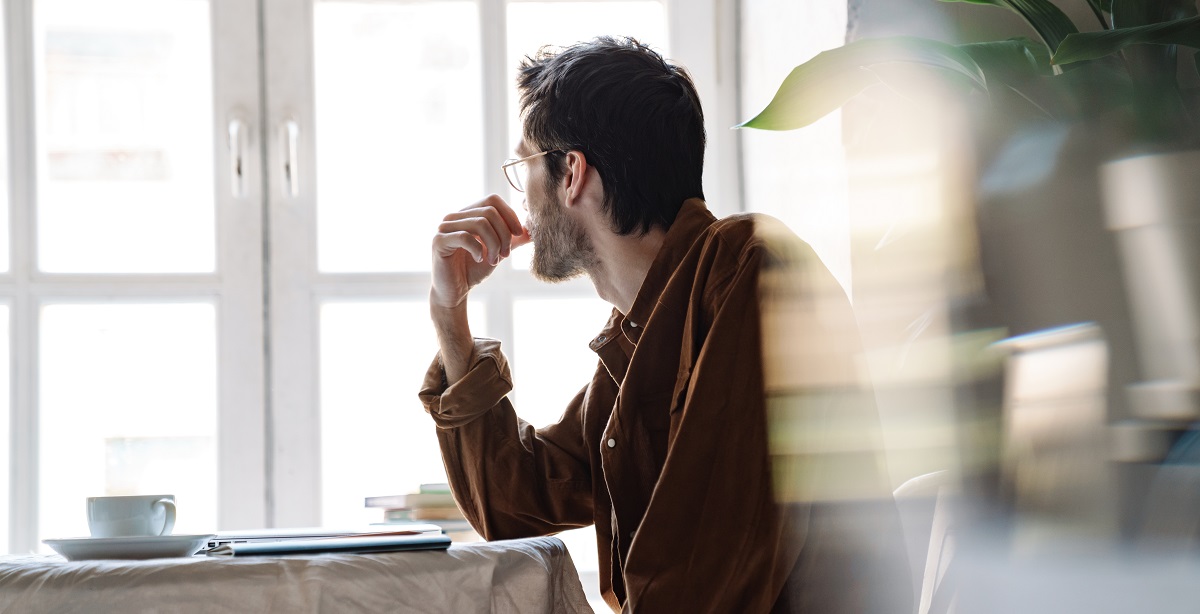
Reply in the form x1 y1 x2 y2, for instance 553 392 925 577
740 0 1199 417
738 0 1200 537
738 0 1198 142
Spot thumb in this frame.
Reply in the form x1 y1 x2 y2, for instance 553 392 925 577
510 226 533 251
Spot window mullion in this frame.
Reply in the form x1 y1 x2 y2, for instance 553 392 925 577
479 0 517 374
480 0 510 199
262 0 321 529
5 0 38 555
663 0 741 216
212 0 269 532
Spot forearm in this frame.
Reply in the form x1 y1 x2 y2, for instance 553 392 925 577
436 403 593 540
431 298 474 385
419 346 596 539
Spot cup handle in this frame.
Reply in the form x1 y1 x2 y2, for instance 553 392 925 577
154 498 177 536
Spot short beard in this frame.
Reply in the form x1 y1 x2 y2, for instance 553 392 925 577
529 193 598 283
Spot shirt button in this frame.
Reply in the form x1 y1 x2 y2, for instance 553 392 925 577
607 438 616 448
596 335 607 344
628 321 638 328
629 531 636 539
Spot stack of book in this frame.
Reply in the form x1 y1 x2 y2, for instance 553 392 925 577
365 483 480 542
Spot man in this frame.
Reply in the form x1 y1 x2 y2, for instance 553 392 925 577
420 37 909 612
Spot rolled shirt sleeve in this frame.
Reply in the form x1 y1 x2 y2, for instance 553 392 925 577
419 338 512 429
419 337 595 541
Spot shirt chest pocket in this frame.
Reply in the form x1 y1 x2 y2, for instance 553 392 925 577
604 391 674 511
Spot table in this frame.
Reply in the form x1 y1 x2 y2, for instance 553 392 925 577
0 536 594 614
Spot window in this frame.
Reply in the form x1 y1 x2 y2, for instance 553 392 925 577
4 4 735 587
34 0 222 541
3 0 265 551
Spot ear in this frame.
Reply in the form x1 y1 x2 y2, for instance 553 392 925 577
560 150 591 206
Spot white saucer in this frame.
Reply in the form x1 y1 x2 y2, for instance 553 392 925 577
44 534 215 561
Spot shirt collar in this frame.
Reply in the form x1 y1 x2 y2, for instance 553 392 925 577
624 198 716 331
588 199 716 359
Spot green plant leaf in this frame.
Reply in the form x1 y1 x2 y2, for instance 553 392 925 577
939 0 1080 51
737 36 988 131
1084 0 1111 29
1109 1 1197 119
959 37 1053 82
1053 16 1200 64
1111 0 1197 29
958 38 1058 116
960 39 1075 119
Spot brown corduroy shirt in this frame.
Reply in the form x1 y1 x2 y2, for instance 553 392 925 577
419 200 895 612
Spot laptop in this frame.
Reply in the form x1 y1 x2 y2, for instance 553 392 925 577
206 524 444 550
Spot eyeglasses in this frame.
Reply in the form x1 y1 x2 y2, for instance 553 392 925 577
501 150 562 193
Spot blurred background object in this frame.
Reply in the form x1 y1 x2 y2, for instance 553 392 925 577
745 0 1200 611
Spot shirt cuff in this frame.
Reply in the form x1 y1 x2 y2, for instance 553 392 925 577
418 337 513 429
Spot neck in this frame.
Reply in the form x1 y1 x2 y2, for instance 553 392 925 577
585 226 667 315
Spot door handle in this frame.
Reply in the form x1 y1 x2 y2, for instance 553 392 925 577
228 118 245 198
282 119 300 198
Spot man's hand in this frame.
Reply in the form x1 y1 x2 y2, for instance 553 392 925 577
430 194 529 384
431 194 529 310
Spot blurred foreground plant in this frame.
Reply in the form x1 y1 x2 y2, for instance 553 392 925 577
739 0 1200 151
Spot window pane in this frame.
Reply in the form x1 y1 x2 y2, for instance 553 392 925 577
512 296 612 607
740 0 850 291
34 0 215 273
39 303 217 544
512 297 612 428
319 300 485 526
314 1 483 273
505 1 667 270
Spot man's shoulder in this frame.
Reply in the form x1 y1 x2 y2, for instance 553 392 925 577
702 212 806 262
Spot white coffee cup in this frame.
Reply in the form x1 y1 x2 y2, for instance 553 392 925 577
87 495 177 538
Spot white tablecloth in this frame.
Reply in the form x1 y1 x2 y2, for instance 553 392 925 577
0 536 594 614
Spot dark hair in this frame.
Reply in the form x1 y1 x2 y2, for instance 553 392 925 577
517 36 706 235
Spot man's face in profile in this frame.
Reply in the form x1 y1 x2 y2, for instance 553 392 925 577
521 142 596 283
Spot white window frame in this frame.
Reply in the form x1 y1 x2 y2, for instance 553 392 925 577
1 0 739 542
3 0 268 552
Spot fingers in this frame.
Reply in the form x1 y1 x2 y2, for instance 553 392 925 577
452 195 523 236
433 230 486 263
479 194 525 237
439 195 525 264
437 217 503 264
